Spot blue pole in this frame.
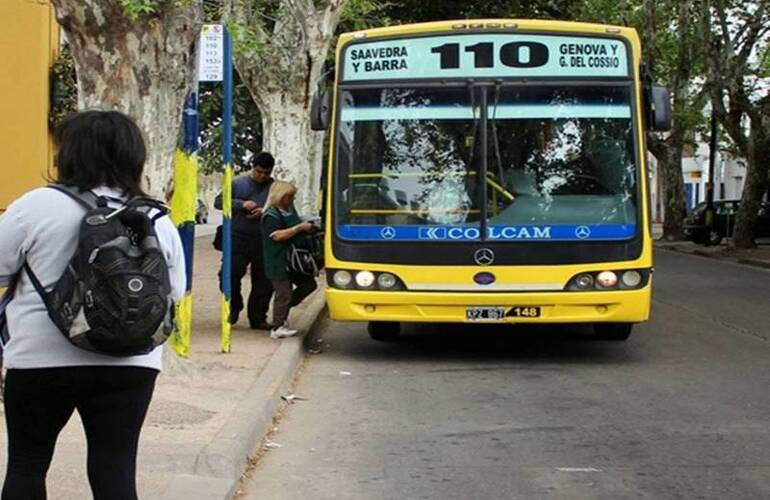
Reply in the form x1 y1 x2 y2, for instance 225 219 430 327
221 27 234 352
169 92 199 358
181 92 198 290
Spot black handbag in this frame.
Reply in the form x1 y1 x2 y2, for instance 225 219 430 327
277 212 323 277
213 225 223 251
286 243 319 277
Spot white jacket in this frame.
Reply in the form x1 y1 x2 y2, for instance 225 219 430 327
0 186 186 370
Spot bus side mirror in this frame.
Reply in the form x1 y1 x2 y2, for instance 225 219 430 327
311 60 335 131
311 89 330 131
649 86 672 131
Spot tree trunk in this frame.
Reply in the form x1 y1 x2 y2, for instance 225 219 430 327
50 1 202 198
659 140 688 240
259 91 324 215
732 126 770 248
227 0 348 215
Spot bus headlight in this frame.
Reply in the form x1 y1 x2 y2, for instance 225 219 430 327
355 271 376 288
621 270 642 288
575 274 594 290
332 270 352 288
566 269 649 291
327 269 407 290
377 272 398 289
596 271 618 288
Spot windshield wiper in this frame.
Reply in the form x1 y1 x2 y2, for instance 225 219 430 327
489 80 515 204
465 80 479 170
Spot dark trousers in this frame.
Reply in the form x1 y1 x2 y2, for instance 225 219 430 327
2 366 158 500
225 232 273 326
271 274 318 327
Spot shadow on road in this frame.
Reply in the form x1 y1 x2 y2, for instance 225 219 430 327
318 319 647 367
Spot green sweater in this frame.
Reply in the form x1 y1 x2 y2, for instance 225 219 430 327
260 205 304 280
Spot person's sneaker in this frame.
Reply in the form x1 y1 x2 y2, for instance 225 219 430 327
250 321 274 331
270 324 298 339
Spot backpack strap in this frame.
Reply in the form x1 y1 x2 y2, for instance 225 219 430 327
47 184 102 210
0 272 20 346
23 263 47 300
125 197 169 222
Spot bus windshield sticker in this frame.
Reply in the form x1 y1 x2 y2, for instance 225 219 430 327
337 224 636 241
342 34 629 81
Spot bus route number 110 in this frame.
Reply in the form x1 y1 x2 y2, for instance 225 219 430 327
430 42 549 70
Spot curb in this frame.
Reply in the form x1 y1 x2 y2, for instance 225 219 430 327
737 258 770 270
159 290 327 500
656 245 770 271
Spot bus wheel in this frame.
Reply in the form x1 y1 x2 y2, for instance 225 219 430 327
368 321 400 341
594 323 633 341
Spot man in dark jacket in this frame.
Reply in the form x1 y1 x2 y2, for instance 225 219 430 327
214 152 275 329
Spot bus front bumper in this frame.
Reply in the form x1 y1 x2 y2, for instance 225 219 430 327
326 288 651 324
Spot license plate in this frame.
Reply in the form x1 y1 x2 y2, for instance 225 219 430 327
466 307 506 321
508 306 541 318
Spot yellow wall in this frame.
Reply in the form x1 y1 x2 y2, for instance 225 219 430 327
0 1 59 211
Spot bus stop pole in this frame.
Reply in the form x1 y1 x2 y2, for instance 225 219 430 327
169 92 199 358
220 28 233 353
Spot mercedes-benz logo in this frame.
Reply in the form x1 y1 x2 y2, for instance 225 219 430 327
575 225 591 239
474 248 495 266
380 226 396 239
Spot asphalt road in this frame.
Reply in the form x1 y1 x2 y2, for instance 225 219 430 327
240 251 770 500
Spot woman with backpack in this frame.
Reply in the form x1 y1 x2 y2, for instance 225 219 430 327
0 110 186 499
260 181 318 339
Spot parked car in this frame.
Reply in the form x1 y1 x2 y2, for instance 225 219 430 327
196 199 209 224
684 200 770 245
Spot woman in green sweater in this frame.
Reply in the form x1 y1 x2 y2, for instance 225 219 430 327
261 181 318 338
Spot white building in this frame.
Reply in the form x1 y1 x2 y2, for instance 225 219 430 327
648 144 747 223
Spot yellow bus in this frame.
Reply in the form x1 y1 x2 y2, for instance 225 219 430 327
311 20 671 341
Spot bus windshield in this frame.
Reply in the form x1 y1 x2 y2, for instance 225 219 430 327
335 85 637 242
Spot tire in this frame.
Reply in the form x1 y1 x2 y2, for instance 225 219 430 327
594 323 633 341
368 321 400 341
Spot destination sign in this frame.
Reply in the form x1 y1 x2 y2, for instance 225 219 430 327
342 33 629 81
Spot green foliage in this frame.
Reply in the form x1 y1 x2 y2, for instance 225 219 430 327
119 0 162 20
198 73 263 175
118 0 197 20
370 0 580 24
202 0 224 21
340 0 391 31
49 44 78 130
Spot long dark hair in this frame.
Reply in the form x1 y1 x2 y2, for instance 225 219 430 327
54 110 146 196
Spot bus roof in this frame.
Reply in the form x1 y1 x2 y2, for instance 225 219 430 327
337 19 640 49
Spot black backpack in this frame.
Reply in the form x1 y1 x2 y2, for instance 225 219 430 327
25 185 176 356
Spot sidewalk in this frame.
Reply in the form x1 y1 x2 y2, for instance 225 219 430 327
655 239 770 269
0 234 326 500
